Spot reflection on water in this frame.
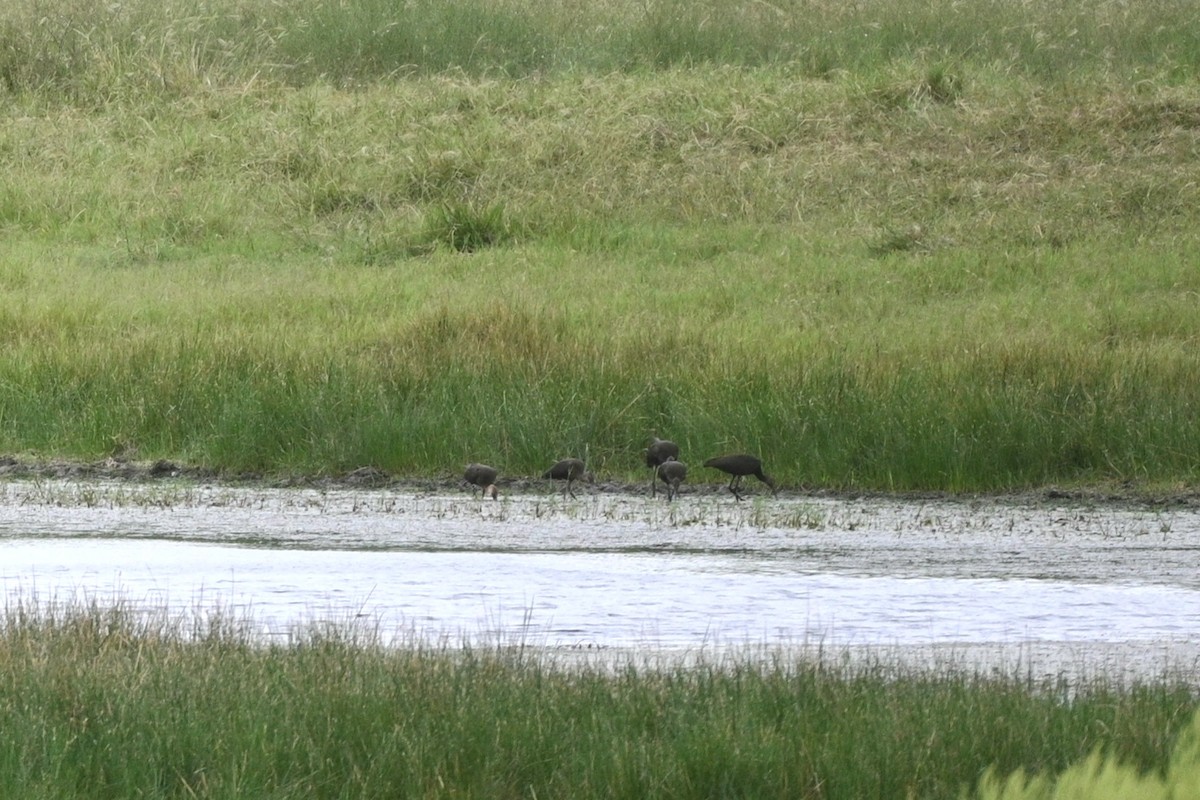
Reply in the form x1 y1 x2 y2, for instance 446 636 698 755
0 480 1198 679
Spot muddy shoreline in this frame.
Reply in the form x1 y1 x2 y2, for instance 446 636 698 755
1 454 1197 510
3 466 1199 684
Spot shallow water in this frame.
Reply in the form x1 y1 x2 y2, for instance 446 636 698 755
1 479 1198 680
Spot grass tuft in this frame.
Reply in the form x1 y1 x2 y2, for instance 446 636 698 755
420 201 516 253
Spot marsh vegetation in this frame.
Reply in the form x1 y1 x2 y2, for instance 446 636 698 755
0 600 1192 800
2 2 1200 792
0 0 1198 491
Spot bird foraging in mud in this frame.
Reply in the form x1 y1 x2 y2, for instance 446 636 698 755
542 458 589 499
655 459 687 502
703 454 776 501
463 463 499 500
643 437 680 498
644 437 680 468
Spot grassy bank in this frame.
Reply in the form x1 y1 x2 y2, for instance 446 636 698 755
0 0 1198 489
0 601 1192 799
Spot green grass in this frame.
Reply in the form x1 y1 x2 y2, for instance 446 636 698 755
4 0 1200 91
0 600 1194 799
0 0 1199 490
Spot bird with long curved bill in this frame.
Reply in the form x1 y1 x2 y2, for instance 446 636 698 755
703 454 776 501
463 463 499 500
643 437 680 498
542 458 589 498
655 459 687 501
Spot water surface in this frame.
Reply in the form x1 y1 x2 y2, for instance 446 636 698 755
1 480 1197 679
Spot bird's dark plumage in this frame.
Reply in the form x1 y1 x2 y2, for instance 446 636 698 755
644 437 680 497
464 463 499 500
644 437 680 469
542 458 588 498
655 459 687 501
703 454 776 501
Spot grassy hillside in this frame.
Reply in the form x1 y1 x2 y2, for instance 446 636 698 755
1 0 1199 489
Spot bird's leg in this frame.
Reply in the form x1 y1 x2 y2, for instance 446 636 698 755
651 467 658 498
731 475 745 501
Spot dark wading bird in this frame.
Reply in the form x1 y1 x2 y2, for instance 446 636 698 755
643 437 680 498
655 459 688 502
463 463 499 500
542 458 588 499
703 454 776 501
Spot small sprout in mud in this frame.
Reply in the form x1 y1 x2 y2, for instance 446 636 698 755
665 507 706 527
780 505 826 530
747 503 781 529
